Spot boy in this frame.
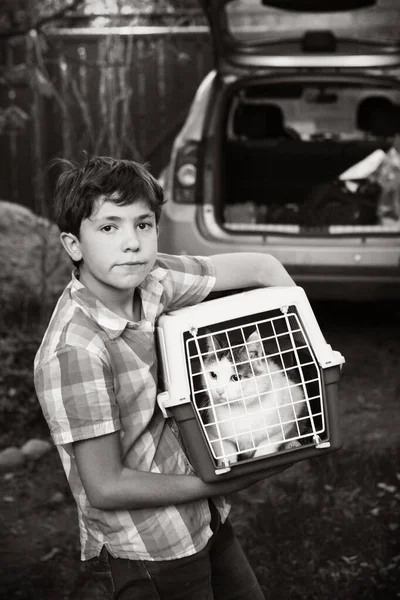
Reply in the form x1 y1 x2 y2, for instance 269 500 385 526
34 156 296 599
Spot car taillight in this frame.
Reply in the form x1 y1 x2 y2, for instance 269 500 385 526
173 142 199 204
177 163 197 187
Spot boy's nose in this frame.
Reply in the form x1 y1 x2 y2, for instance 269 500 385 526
123 230 140 251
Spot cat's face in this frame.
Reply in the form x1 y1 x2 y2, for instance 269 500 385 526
202 330 272 404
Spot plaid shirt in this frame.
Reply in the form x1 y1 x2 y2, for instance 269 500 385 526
34 253 230 561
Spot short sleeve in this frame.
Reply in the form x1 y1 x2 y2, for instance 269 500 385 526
155 253 216 314
34 346 120 446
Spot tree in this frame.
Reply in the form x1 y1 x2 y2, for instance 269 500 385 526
0 0 206 216
0 1 85 39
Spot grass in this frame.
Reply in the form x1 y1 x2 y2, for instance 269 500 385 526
1 300 399 599
233 448 399 599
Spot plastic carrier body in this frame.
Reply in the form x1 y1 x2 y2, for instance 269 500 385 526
156 287 344 483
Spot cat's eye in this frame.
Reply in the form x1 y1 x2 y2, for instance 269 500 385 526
231 374 241 382
209 371 217 379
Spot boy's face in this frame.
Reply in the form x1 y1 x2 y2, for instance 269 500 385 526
61 197 158 298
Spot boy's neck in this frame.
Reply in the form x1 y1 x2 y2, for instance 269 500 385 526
78 271 141 322
108 290 141 322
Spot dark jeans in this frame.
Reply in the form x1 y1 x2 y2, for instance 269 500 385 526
88 506 265 600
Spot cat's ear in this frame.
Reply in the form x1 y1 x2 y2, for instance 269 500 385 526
246 330 263 359
247 330 261 344
206 333 221 353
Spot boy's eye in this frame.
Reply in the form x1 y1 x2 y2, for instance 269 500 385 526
101 225 116 233
138 222 153 230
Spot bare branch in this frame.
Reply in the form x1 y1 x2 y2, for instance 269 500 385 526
0 0 85 39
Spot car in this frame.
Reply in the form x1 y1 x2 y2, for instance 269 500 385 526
158 0 400 300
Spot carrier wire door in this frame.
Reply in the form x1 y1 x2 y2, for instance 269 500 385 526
157 287 344 482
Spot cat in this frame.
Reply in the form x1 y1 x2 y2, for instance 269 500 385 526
200 329 305 464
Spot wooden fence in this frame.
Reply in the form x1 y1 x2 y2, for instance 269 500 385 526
0 26 212 218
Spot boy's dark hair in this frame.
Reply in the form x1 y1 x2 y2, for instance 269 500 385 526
53 155 165 237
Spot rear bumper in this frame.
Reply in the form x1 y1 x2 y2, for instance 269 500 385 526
289 269 400 300
158 208 400 300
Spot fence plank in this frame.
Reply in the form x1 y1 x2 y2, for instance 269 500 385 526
0 28 212 217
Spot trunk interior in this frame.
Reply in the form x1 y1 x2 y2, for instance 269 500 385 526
220 79 400 235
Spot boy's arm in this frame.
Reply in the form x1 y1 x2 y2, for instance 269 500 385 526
73 431 286 511
209 253 296 291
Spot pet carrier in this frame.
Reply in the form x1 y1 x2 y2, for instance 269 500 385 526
156 287 344 483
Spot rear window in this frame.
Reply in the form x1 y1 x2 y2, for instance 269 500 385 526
228 81 400 140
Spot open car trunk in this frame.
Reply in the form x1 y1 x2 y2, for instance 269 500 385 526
220 78 400 235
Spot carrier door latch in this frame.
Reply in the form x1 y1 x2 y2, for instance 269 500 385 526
157 391 171 418
214 458 232 475
157 391 189 418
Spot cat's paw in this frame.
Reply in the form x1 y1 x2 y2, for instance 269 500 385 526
284 440 301 450
253 445 276 458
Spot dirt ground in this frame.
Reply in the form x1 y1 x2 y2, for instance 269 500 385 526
1 300 399 599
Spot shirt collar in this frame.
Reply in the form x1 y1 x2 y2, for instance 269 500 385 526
69 269 164 340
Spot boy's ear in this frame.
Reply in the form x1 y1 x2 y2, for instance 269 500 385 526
60 232 82 263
